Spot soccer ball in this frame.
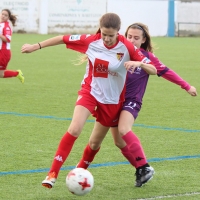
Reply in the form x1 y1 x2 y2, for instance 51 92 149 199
66 168 94 196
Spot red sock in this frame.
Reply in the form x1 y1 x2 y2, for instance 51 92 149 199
122 131 147 168
77 144 100 169
3 70 18 78
121 145 136 167
49 132 77 177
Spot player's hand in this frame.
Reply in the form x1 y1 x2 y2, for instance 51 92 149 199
124 61 141 74
187 86 197 96
21 44 39 53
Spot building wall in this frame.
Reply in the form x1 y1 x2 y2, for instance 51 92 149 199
175 1 200 36
0 0 199 36
0 0 39 33
107 0 168 36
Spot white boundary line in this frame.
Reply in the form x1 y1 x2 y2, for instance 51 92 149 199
135 192 200 200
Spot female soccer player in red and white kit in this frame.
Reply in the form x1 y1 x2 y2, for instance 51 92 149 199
0 9 24 83
21 13 157 189
76 23 197 187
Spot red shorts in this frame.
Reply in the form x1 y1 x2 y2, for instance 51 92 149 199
0 50 11 70
76 90 123 127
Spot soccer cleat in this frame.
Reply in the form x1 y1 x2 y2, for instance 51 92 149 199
42 172 57 189
17 70 24 83
135 166 155 187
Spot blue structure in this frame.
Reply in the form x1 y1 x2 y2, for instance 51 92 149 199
168 0 175 37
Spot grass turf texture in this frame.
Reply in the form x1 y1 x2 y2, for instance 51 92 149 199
0 34 200 199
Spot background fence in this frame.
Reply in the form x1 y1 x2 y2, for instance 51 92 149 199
0 0 200 36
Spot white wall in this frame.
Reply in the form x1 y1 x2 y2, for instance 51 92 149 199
0 0 200 36
0 0 39 33
175 1 200 36
107 0 168 36
47 0 107 34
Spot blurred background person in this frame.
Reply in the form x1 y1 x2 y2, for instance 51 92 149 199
0 8 24 83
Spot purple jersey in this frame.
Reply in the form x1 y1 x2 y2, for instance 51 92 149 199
123 48 169 118
125 63 149 106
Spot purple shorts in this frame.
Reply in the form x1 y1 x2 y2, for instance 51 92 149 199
121 99 141 120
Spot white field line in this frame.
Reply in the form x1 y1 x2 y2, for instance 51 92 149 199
134 192 200 200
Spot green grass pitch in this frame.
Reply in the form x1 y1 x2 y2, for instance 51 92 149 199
0 34 200 199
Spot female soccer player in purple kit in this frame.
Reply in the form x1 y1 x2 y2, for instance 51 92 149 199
76 22 197 187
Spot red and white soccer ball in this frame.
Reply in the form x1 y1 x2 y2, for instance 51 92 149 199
66 168 94 196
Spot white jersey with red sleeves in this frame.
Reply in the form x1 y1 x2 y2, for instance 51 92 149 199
63 33 152 104
0 21 12 50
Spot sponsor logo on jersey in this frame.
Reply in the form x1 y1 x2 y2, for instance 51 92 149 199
141 57 151 64
69 34 90 41
108 71 118 77
94 58 109 78
69 35 81 41
93 58 118 78
134 66 142 74
116 53 124 61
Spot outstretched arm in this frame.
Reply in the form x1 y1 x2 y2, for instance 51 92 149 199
148 51 197 97
162 69 197 96
21 35 64 53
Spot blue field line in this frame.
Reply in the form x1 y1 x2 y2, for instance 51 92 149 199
133 124 200 133
1 111 200 133
0 154 200 176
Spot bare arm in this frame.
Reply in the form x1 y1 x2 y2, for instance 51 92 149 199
140 62 157 75
21 35 64 53
124 61 157 75
0 34 8 42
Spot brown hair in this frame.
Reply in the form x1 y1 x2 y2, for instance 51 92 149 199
2 9 17 26
76 13 121 65
125 22 154 52
99 13 121 31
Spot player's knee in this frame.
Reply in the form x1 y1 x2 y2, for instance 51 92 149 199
114 140 126 149
114 141 122 149
88 140 101 150
118 126 129 136
67 126 82 137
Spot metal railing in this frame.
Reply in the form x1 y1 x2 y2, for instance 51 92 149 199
177 22 200 37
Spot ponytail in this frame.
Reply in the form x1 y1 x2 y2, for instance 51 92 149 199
2 9 17 26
